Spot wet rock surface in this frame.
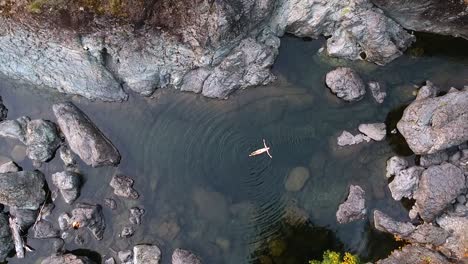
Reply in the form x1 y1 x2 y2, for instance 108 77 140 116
41 253 96 264
34 220 60 239
337 131 370 146
376 245 449 264
52 171 81 204
336 185 366 224
68 203 106 240
325 67 366 101
110 175 139 200
0 170 46 209
25 119 61 162
53 102 121 167
133 244 161 264
172 249 202 264
397 90 468 155
358 123 386 141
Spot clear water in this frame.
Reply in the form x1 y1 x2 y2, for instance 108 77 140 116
0 33 467 264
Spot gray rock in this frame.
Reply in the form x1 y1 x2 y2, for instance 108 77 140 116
408 223 449 246
0 213 13 262
0 97 7 121
0 117 29 142
25 119 61 162
104 198 117 210
104 257 116 264
9 207 38 230
53 102 121 167
376 245 449 264
172 249 202 264
397 90 468 155
41 253 96 264
52 171 81 204
59 144 77 168
34 220 60 239
325 67 366 101
336 185 366 224
410 163 465 222
58 213 71 231
358 123 386 141
368 81 386 103
110 175 139 199
120 225 135 238
388 166 424 200
51 238 65 253
415 81 438 101
129 207 145 225
284 166 310 192
70 203 105 240
419 151 449 167
374 210 415 237
437 214 468 260
133 244 162 264
0 161 19 173
337 131 370 146
386 156 408 178
456 195 466 205
0 170 46 209
119 250 133 264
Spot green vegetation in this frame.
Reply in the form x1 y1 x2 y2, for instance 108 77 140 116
27 0 47 13
309 250 361 264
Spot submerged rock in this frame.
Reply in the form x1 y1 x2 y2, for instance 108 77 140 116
337 131 370 146
172 249 202 264
52 171 81 204
193 187 228 223
358 123 386 141
129 207 145 225
368 81 386 103
376 245 449 264
53 102 120 167
69 203 105 240
397 90 468 155
336 185 366 224
0 213 13 262
388 166 424 200
385 156 408 178
374 210 415 237
0 170 46 209
0 161 19 173
133 244 162 264
415 81 438 101
41 253 96 264
410 163 465 222
284 166 310 192
110 175 139 200
325 67 366 101
34 220 60 239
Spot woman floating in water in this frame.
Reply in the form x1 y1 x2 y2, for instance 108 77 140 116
249 139 272 158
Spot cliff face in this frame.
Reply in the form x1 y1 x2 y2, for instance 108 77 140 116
0 0 417 101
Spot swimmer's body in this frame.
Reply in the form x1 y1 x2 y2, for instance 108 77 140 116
249 139 272 158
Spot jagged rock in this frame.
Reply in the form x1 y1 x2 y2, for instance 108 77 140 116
120 226 135 238
358 123 386 141
58 213 71 231
41 253 96 264
437 214 468 260
59 144 77 168
70 203 105 240
25 119 61 162
368 81 386 103
0 170 46 209
336 185 366 224
110 175 139 199
0 117 29 142
397 90 468 155
376 245 449 264
9 207 38 230
53 102 120 167
388 166 424 200
325 67 366 101
34 220 60 239
129 207 145 225
386 156 408 178
0 96 7 121
408 223 449 246
118 250 133 264
374 210 415 237
284 166 310 192
52 171 81 204
410 163 465 222
0 161 19 173
337 131 370 146
415 81 438 101
133 244 162 264
419 151 448 168
0 213 13 262
172 249 202 264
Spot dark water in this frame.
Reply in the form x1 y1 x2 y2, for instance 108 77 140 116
0 33 467 264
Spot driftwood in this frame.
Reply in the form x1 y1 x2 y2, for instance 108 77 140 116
8 217 24 258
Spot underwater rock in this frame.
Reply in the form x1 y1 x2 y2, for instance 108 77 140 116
385 156 408 178
388 166 424 200
133 244 162 264
156 218 181 241
41 253 96 264
0 97 6 121
368 81 386 103
69 203 106 240
0 170 46 210
129 207 145 225
410 163 465 222
376 245 450 264
0 213 13 262
34 220 60 239
10 144 27 162
336 185 366 224
358 123 386 141
52 171 81 204
104 198 117 210
110 175 139 200
53 102 121 167
397 90 468 155
337 130 370 146
0 161 19 173
120 225 135 238
193 187 228 223
325 67 366 101
172 249 202 264
25 119 61 162
284 166 310 192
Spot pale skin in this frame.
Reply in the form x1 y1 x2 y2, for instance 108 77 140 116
249 139 272 158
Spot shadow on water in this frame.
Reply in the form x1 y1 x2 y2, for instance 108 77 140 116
70 249 102 263
385 104 414 157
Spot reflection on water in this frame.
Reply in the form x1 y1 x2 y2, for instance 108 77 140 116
0 33 467 264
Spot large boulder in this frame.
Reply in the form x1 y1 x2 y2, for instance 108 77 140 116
376 245 449 264
0 170 46 209
410 163 465 222
172 249 202 264
336 185 366 224
41 253 96 264
52 102 120 167
397 90 468 155
325 67 366 101
437 213 468 260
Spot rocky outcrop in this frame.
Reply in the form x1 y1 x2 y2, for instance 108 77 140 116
336 185 366 224
53 102 120 167
0 170 46 210
397 89 468 155
172 249 202 264
325 67 366 101
376 245 449 264
41 253 96 264
371 0 468 40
